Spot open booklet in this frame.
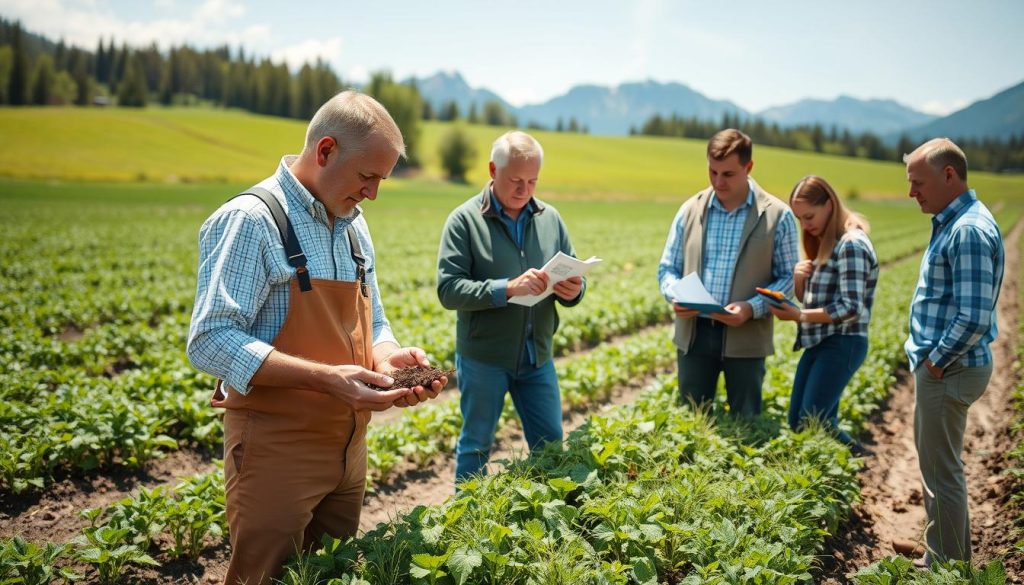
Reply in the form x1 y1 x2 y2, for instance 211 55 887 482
668 272 727 315
508 251 602 307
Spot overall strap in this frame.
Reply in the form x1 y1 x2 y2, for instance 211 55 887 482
232 187 312 292
346 224 369 297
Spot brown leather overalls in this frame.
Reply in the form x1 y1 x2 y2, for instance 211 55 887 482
213 189 373 585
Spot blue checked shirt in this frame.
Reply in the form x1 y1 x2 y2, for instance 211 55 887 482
658 181 799 319
905 190 1003 370
797 229 879 350
187 156 397 395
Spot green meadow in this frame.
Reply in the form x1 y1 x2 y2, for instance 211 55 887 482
5 106 1024 202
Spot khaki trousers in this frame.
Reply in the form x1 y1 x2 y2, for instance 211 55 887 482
913 361 992 563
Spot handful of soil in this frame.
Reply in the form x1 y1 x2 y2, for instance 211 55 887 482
369 367 455 392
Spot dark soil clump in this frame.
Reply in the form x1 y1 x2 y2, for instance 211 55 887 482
370 367 454 391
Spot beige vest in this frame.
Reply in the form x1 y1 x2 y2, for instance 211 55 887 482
673 179 788 357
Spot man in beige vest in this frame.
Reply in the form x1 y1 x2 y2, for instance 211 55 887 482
657 129 798 415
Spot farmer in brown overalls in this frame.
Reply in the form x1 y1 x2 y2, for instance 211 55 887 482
187 91 446 585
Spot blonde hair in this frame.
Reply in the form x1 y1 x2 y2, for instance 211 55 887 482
790 175 870 264
304 90 406 159
490 131 544 169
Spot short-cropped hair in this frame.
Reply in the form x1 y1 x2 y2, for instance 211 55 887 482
707 128 752 166
490 131 544 169
304 90 406 160
903 138 968 181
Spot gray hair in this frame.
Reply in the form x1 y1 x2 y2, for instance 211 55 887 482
304 90 406 159
490 131 544 169
903 138 968 181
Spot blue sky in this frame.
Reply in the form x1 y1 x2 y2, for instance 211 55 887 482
3 0 1022 115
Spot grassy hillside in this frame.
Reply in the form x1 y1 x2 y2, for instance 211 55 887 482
3 106 1024 201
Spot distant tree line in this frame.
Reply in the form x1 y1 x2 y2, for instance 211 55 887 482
0 18 430 165
631 111 1024 174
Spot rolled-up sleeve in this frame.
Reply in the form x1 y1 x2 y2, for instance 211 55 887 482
823 239 872 324
186 209 275 394
359 223 398 348
928 226 998 369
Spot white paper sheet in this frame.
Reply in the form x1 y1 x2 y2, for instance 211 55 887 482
668 272 727 314
508 252 602 307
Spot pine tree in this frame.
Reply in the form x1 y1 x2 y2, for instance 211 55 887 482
29 54 56 105
117 52 148 107
71 51 90 105
8 21 28 105
0 46 11 104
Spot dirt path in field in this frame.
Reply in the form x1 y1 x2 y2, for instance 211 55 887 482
821 218 1024 583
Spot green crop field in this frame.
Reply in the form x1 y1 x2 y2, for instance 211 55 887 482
5 106 1024 201
2 105 1023 583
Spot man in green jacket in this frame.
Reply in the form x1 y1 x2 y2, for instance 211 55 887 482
437 131 585 482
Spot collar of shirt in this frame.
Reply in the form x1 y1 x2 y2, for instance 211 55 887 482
932 189 976 231
489 187 536 222
708 181 755 214
276 155 362 226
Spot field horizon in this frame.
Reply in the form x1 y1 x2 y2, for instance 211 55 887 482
5 106 1024 204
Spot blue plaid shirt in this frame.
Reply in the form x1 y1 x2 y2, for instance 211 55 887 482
187 156 397 395
797 229 879 350
905 190 1003 370
658 181 799 319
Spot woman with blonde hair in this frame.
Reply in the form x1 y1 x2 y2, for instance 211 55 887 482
767 175 878 453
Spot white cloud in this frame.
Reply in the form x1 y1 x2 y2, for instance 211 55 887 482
1 0 260 53
195 0 245 21
345 65 369 85
271 37 344 72
501 87 543 108
919 98 969 116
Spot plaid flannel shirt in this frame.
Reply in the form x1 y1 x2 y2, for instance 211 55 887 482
905 190 1003 370
186 156 397 395
796 229 879 350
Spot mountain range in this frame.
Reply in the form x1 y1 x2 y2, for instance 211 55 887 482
411 71 1023 141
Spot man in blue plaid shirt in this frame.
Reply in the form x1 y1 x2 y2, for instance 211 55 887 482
658 129 798 416
899 138 1004 567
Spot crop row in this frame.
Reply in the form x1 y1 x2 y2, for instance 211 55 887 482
0 470 224 585
0 326 680 583
277 250 923 584
6 244 1008 583
274 251 1015 584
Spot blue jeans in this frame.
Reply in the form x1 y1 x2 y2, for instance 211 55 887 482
789 334 868 445
455 353 563 482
